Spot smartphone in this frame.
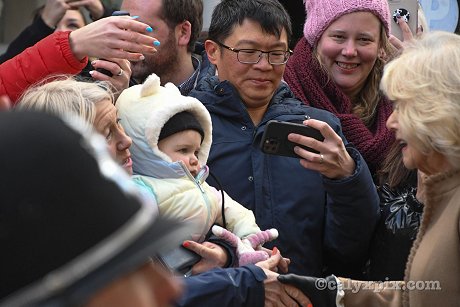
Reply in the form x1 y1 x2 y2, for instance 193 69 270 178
157 246 201 276
388 0 418 41
260 120 324 158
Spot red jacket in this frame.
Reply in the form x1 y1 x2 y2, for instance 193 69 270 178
0 31 87 104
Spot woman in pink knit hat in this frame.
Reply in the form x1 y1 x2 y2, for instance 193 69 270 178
279 30 460 307
284 0 428 284
284 0 398 177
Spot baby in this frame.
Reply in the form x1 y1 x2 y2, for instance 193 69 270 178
116 74 278 267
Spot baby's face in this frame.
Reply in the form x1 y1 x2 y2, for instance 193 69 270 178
158 130 202 177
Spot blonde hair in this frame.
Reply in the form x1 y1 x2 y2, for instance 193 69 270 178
381 31 460 169
315 24 397 126
17 75 113 125
417 3 429 37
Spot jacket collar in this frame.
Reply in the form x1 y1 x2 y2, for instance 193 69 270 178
192 76 314 126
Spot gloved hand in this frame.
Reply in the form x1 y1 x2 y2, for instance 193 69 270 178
211 225 278 266
278 274 341 307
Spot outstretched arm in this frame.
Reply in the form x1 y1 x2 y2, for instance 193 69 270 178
177 251 311 307
177 265 266 307
0 16 158 104
279 274 404 307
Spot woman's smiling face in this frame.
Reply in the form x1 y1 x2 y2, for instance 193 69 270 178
316 11 382 99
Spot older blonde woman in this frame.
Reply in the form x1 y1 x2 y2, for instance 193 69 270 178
278 31 460 307
16 76 133 175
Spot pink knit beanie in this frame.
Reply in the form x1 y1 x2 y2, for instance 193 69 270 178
304 0 391 47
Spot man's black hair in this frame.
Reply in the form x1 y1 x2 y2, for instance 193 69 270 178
208 0 292 46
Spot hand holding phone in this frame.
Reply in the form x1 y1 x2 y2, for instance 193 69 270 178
157 245 201 276
260 120 324 158
388 0 418 41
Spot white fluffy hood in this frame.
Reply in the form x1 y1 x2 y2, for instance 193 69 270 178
116 74 212 177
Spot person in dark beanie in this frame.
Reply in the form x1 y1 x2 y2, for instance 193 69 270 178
117 73 282 272
0 111 189 307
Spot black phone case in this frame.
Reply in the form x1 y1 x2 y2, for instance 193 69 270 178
157 246 201 276
260 120 324 158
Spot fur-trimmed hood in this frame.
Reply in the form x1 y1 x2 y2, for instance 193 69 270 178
116 74 212 178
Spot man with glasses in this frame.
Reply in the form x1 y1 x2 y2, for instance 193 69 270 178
214 41 292 65
190 0 379 278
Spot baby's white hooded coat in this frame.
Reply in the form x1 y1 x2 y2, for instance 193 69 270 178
117 74 260 242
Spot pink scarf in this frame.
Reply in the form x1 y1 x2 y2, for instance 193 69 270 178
284 37 395 175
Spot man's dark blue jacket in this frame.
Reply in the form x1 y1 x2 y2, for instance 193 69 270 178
189 76 380 278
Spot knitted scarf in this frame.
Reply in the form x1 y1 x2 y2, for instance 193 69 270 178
284 37 395 175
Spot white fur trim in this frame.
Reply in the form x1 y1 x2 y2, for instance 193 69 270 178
116 73 212 165
140 74 161 97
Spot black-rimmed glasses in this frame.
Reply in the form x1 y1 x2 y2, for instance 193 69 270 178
215 41 292 65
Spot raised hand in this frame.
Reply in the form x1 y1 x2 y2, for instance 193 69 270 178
68 0 105 20
287 118 356 179
41 0 71 28
389 14 417 51
68 16 159 61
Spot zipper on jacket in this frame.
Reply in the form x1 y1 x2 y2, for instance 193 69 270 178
179 161 213 238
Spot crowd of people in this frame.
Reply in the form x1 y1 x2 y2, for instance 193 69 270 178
0 0 459 306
